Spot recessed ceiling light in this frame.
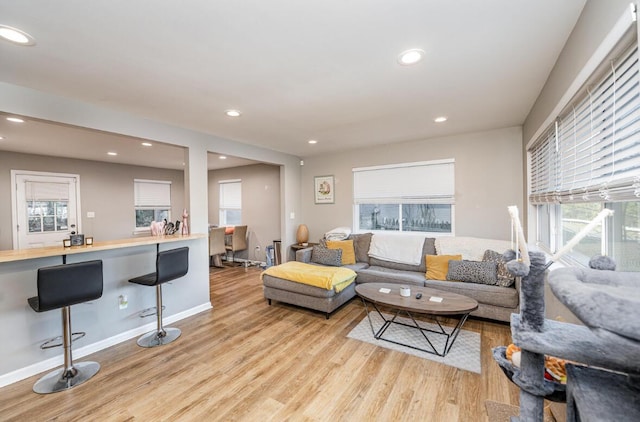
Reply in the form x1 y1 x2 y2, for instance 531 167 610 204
219 155 227 160
0 25 36 46
308 139 318 144
398 49 425 66
6 117 24 123
434 116 448 123
141 142 152 147
107 151 118 156
225 109 241 117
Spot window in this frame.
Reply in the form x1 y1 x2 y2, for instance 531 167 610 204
353 159 454 235
219 179 241 225
134 179 171 230
530 15 640 271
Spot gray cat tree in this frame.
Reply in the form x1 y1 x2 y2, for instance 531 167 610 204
493 208 640 421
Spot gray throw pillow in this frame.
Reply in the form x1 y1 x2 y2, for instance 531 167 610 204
311 245 343 266
482 249 516 287
348 233 372 263
447 260 498 285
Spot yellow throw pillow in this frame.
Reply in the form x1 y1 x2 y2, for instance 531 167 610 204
326 240 356 265
426 254 462 280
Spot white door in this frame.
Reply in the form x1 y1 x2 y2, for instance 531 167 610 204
12 171 81 249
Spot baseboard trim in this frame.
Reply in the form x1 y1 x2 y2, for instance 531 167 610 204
0 302 213 388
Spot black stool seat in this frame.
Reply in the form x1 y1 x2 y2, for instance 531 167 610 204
129 247 189 348
28 259 103 394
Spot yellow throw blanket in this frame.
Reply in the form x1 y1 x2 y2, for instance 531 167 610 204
261 261 357 293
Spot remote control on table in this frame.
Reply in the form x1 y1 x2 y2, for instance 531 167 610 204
415 293 422 299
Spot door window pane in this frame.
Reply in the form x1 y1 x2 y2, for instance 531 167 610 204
27 200 69 233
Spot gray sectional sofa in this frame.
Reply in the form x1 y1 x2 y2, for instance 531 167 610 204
262 233 519 322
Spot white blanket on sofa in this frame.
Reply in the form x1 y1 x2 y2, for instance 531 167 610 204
368 234 424 265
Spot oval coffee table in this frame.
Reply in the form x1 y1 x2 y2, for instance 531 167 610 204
355 282 478 357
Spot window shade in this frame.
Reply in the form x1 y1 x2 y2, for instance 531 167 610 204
529 41 640 204
353 159 455 204
219 180 241 209
25 181 70 201
134 179 171 207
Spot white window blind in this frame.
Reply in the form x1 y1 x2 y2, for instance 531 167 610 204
134 179 171 207
219 180 241 209
25 181 70 201
530 40 640 204
353 159 455 204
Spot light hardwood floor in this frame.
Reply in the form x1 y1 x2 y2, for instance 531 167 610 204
0 266 519 421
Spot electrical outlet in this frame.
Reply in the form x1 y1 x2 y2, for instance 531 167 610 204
119 294 128 310
255 245 261 252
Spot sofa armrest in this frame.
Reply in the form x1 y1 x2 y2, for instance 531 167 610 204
296 247 314 263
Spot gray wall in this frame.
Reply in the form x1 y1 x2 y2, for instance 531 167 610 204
208 163 281 262
300 126 523 242
0 151 185 250
524 0 631 144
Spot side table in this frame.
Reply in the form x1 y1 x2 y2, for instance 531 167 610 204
288 242 318 262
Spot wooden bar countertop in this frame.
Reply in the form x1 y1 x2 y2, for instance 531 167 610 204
0 234 206 264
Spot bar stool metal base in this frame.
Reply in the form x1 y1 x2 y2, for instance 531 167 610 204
33 361 100 394
137 327 181 348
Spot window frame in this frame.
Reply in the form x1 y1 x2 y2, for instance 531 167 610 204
134 179 171 232
352 159 455 236
219 179 242 226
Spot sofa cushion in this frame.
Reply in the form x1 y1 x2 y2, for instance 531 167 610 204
368 237 436 272
447 260 498 285
423 278 518 308
348 233 372 263
311 246 342 267
426 254 462 281
482 249 516 287
356 266 425 287
326 240 356 265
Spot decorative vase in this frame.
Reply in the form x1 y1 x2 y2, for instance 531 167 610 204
296 224 309 245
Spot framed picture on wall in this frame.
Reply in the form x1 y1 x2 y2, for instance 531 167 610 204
314 175 335 204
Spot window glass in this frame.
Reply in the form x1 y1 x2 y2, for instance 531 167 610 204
608 201 640 271
359 204 399 231
26 200 69 233
536 204 551 250
402 204 451 232
560 203 602 266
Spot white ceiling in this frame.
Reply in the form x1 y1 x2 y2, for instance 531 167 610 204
0 0 586 169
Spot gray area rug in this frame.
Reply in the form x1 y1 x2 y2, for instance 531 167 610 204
347 311 481 374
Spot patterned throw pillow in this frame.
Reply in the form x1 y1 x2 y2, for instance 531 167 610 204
447 260 498 285
425 254 462 280
326 240 356 265
482 249 516 287
311 246 343 267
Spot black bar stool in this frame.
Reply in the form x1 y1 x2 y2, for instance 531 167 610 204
28 260 104 394
129 246 189 348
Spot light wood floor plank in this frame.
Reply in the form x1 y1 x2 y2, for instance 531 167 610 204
0 266 519 421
